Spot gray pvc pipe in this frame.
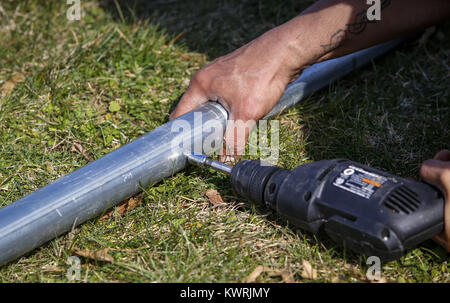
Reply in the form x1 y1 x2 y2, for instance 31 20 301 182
0 38 404 266
0 103 228 265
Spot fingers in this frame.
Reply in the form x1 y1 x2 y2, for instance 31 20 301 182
420 157 450 196
422 149 450 252
433 195 450 253
433 233 450 252
220 118 256 162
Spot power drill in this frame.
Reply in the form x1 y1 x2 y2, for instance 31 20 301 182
187 153 444 261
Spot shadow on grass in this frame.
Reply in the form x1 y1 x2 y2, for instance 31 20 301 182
99 0 315 58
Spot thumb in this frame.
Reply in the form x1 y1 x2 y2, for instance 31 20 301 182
433 149 450 162
169 86 208 120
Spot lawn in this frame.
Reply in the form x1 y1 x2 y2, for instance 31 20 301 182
0 0 448 282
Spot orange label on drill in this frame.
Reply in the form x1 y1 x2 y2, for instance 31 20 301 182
362 178 381 187
333 166 388 199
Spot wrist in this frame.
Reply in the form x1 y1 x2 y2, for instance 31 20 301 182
242 28 317 86
261 0 364 80
259 16 333 83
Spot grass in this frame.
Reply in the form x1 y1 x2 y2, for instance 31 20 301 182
0 0 449 282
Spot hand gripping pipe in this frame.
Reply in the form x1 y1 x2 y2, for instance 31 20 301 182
0 38 404 265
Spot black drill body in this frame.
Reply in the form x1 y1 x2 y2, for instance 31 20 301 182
230 159 444 261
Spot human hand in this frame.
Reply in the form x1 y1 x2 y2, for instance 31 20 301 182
420 150 450 252
169 27 302 159
170 0 450 160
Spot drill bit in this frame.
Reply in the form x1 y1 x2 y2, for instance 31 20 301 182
185 153 232 174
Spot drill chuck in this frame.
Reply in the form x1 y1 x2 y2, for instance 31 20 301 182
230 160 287 207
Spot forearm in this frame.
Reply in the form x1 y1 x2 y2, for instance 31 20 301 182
265 0 450 80
171 0 450 155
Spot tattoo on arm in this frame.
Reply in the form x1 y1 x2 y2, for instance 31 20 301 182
320 0 391 53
